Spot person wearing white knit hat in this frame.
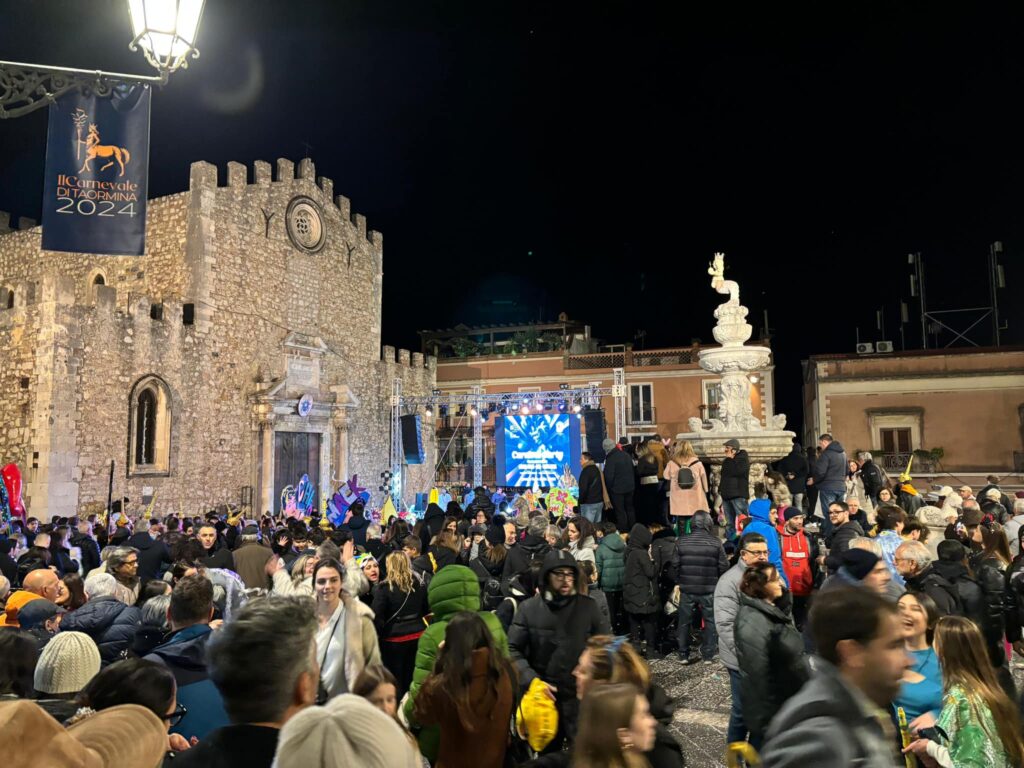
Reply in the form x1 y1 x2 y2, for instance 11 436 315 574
272 694 419 768
34 630 101 695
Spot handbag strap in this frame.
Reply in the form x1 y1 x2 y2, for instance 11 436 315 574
383 587 412 628
319 606 345 672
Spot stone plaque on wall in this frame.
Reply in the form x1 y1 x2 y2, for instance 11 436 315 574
282 332 328 393
287 356 319 390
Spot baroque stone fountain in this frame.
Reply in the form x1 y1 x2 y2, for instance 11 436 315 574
676 253 795 489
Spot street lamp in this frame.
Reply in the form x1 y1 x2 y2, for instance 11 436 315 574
0 0 205 118
128 0 205 75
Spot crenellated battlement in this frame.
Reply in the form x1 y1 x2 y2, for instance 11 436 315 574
381 345 436 371
0 212 38 235
186 158 377 245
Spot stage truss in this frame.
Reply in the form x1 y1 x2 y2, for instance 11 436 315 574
388 369 627 506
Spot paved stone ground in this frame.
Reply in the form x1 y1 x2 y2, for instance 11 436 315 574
650 656 731 768
649 654 1024 768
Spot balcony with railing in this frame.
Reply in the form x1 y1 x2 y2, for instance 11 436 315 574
880 452 913 473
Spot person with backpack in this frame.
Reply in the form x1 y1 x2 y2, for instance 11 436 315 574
665 441 709 534
595 521 626 634
469 526 508 611
934 539 1016 699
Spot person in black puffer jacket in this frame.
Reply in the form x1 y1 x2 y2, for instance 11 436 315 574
624 524 661 659
734 562 809 748
501 516 551 590
59 573 141 666
671 511 728 663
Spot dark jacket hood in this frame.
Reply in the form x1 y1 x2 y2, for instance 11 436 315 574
149 624 213 672
427 564 482 618
690 511 714 533
540 548 580 583
599 532 625 553
627 524 652 549
749 499 772 523
424 503 446 521
930 559 969 582
128 531 157 551
519 533 549 556
823 441 845 455
651 527 676 542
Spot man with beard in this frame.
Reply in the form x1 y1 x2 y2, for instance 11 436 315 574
508 549 609 752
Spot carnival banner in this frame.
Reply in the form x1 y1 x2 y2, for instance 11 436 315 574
42 84 151 255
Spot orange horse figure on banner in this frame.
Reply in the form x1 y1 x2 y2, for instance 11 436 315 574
79 123 131 176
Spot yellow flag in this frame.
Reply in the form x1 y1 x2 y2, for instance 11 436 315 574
428 488 439 506
143 492 157 520
381 496 398 525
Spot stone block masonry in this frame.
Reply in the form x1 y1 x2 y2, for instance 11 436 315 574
0 158 435 518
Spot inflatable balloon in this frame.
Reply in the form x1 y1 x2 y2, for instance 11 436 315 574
1 463 25 521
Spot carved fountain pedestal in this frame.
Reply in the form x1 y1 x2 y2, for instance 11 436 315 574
676 254 795 491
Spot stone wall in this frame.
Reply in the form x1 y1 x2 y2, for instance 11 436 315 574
0 157 435 517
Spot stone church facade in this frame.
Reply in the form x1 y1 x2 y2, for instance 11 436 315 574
0 157 436 519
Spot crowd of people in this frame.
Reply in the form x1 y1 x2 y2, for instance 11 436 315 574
1 432 1023 767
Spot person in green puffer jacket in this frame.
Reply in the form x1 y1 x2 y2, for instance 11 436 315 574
595 521 626 633
402 564 509 763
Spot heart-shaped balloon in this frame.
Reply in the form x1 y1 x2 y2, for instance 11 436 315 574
1 463 25 520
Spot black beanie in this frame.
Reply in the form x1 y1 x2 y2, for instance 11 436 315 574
485 525 505 547
842 548 880 581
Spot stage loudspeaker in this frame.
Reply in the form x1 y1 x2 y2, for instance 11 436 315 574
400 414 425 464
583 408 607 461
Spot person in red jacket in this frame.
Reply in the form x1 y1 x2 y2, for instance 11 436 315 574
777 508 819 631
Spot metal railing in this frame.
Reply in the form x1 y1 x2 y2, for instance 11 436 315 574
632 349 694 366
565 347 697 370
566 351 626 369
880 452 913 472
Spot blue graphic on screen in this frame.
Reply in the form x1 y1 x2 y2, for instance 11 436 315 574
495 414 581 488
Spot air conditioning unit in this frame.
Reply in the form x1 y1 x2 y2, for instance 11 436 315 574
876 340 894 353
856 342 874 355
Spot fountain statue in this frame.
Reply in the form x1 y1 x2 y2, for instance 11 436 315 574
677 253 795 486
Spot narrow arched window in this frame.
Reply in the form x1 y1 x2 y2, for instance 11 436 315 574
93 274 105 286
129 376 172 475
135 389 157 465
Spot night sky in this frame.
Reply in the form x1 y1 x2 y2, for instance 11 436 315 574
2 1 1022 433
